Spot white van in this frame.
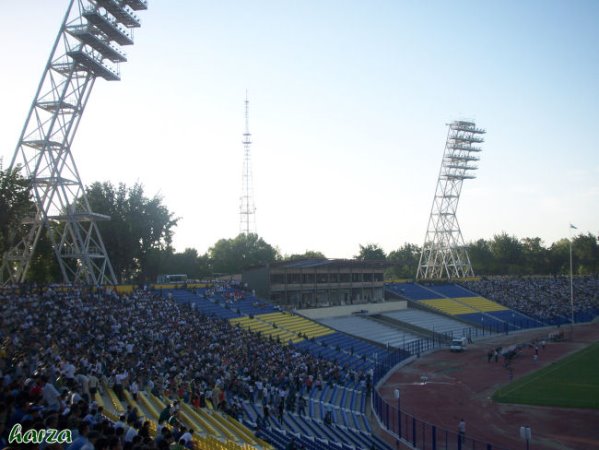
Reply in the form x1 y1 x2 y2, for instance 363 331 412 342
450 337 467 352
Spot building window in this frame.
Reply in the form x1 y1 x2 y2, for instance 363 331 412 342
271 273 285 284
287 273 302 284
303 273 315 283
316 273 328 283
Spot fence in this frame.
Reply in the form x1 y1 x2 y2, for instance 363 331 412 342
372 334 511 450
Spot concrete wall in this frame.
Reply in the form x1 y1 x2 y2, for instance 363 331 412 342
297 300 408 320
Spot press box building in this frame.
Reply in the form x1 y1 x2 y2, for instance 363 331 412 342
242 259 386 309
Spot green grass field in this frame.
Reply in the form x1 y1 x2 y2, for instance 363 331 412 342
493 342 599 409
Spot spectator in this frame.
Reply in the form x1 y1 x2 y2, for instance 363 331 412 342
463 276 599 322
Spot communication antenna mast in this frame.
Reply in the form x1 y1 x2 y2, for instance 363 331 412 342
240 92 256 235
1 0 148 285
416 120 485 280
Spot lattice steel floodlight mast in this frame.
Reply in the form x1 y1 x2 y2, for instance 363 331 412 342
416 120 485 280
0 0 148 286
240 92 257 235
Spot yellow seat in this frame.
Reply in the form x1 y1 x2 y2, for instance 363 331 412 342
458 296 508 312
420 298 478 315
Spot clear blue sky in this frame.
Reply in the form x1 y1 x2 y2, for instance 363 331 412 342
1 1 598 258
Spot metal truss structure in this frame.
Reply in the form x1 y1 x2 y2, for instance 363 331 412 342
416 120 485 280
240 93 257 235
1 0 148 285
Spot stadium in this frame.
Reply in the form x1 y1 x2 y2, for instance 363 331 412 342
1 2 599 450
1 279 598 450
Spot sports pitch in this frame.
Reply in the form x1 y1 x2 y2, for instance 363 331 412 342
493 342 599 409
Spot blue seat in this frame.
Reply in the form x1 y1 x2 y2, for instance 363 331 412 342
426 283 478 298
385 282 440 300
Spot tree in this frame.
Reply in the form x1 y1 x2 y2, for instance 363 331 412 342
162 248 212 280
209 233 279 275
355 243 386 261
195 253 212 279
386 243 420 279
168 248 201 277
141 247 171 284
520 237 549 275
0 165 61 282
26 231 61 283
285 250 326 261
467 238 494 275
0 164 33 259
572 233 599 275
85 181 178 282
548 238 570 275
489 233 524 275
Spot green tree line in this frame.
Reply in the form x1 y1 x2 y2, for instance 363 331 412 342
2 168 598 283
384 233 599 279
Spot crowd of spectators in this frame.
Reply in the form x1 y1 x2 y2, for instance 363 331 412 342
0 285 369 449
463 276 599 321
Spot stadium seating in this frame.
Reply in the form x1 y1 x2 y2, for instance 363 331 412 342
169 288 392 372
253 312 336 339
311 332 391 366
383 308 472 336
386 283 546 333
455 312 511 331
99 384 271 449
420 298 478 315
319 316 422 349
456 296 508 312
293 338 372 372
246 401 386 450
306 382 368 415
161 287 399 448
229 316 303 343
169 288 279 320
168 290 242 319
486 309 545 329
195 301 242 320
386 282 442 300
423 283 478 298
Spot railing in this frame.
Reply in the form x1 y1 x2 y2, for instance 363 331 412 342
372 335 510 450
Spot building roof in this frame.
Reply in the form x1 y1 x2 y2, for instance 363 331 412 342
268 258 387 270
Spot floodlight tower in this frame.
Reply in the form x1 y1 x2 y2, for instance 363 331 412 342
1 0 148 285
239 92 257 235
416 120 485 280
